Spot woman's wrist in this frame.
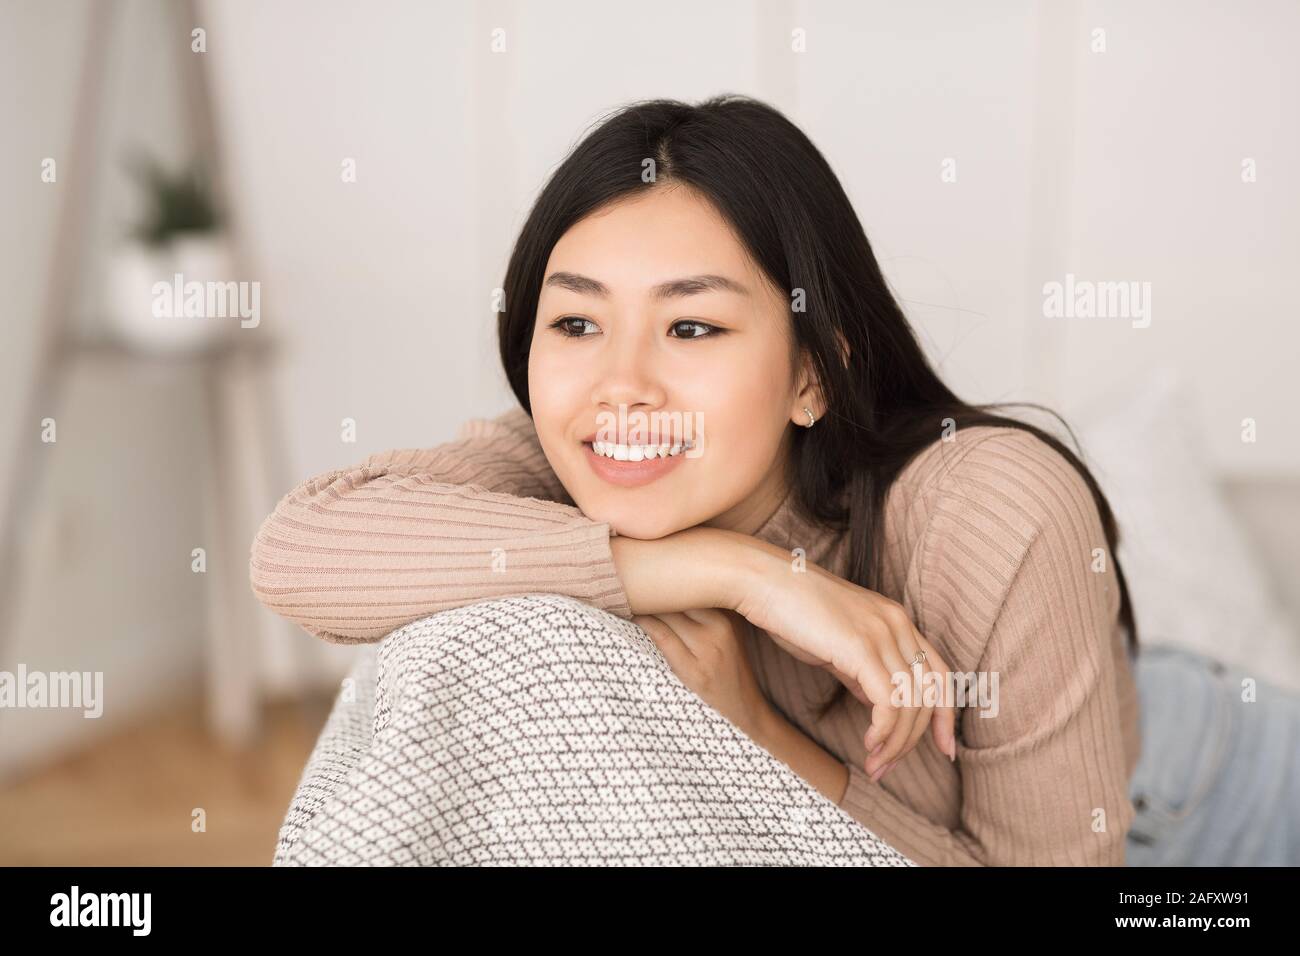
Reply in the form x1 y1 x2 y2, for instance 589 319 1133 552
610 524 778 616
701 526 791 612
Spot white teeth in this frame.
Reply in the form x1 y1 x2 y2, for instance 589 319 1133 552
591 439 695 460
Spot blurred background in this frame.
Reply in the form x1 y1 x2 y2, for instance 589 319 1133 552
0 0 1296 865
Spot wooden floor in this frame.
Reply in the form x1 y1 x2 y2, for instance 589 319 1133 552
0 689 332 866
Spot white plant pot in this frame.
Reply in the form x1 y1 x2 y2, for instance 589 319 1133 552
106 234 238 355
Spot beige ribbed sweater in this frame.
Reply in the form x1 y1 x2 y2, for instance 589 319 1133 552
249 407 1140 866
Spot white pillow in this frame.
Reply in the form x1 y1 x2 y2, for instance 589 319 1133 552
1069 369 1300 692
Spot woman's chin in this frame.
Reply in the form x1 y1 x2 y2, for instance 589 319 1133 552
583 505 693 541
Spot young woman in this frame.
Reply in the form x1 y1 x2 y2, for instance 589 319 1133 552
251 94 1141 866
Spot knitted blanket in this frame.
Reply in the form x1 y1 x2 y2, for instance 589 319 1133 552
273 593 912 866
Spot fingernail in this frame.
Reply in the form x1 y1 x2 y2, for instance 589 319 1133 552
946 738 956 762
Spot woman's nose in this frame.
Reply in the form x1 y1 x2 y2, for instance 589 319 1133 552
589 334 667 410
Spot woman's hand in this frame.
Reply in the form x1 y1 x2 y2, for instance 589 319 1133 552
609 525 957 780
730 539 959 780
633 608 776 740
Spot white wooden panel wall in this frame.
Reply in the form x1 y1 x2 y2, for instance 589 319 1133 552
200 0 1296 481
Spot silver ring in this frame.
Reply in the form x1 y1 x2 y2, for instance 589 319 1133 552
803 406 816 428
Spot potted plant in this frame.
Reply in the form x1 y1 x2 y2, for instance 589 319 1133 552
105 153 236 354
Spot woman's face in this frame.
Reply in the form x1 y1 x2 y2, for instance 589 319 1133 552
528 184 820 540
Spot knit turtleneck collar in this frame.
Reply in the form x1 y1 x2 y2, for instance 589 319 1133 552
752 484 798 545
750 484 849 577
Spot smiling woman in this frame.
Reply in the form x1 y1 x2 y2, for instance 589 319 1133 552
526 186 802 541
250 93 1142 866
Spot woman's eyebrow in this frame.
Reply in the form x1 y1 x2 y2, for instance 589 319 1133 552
543 271 750 300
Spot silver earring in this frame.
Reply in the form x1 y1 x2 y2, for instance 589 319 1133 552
802 407 816 428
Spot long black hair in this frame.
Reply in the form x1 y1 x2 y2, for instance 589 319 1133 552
497 93 1137 718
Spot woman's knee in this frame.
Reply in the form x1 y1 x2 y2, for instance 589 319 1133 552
383 593 644 685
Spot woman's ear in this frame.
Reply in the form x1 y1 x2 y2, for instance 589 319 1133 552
791 327 848 426
792 350 828 426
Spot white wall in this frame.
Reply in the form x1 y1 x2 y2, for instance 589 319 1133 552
1058 0 1299 476
192 0 1298 484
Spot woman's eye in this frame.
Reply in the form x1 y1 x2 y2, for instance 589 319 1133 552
549 316 598 337
668 320 721 339
549 317 722 339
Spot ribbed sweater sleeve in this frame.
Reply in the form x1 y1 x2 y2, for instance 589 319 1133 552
836 429 1135 865
248 407 633 644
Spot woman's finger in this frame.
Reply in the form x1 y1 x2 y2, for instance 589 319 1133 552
887 623 936 771
896 660 937 770
865 637 920 775
850 639 912 771
827 662 873 708
654 611 706 653
679 607 725 628
634 614 696 675
863 606 931 771
839 641 903 762
903 627 940 760
914 632 958 760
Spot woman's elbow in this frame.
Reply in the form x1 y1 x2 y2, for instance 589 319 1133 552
247 508 322 632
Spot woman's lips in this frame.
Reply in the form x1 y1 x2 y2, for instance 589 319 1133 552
582 441 689 488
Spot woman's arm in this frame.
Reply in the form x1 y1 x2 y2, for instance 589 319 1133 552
639 429 1136 866
250 407 771 644
609 526 759 616
249 407 633 643
832 429 1138 866
751 708 852 806
247 405 800 646
252 404 948 770
617 527 957 785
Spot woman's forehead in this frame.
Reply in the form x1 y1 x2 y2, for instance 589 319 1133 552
542 194 783 309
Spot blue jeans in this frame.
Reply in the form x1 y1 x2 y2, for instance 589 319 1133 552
1126 644 1300 866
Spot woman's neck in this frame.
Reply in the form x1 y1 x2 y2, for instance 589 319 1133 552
702 446 794 539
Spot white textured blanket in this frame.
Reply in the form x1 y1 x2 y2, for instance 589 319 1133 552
274 593 912 866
